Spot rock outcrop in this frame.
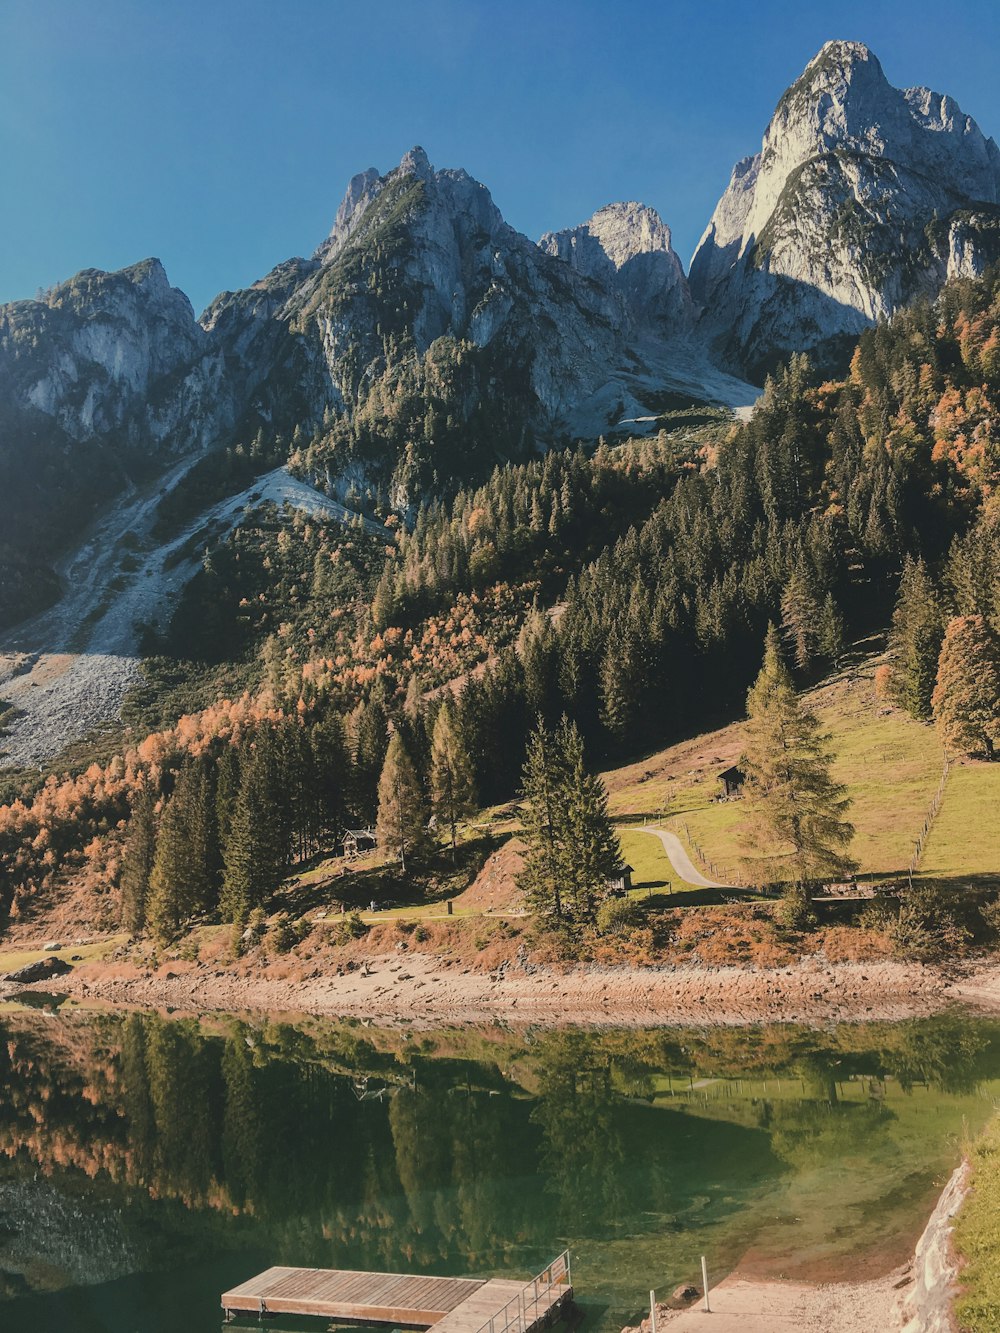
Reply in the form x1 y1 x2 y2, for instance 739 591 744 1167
539 201 693 330
690 40 1000 376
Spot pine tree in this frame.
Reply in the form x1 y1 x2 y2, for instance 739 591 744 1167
556 718 623 921
780 563 822 670
517 716 622 924
599 625 643 751
351 696 389 823
120 786 157 936
931 615 1000 759
376 731 427 874
817 592 845 664
887 558 945 720
220 739 287 927
146 759 219 942
517 720 565 918
310 710 350 848
429 700 476 859
739 626 856 921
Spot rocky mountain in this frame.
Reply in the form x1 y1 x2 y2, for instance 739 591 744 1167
540 201 693 330
174 148 749 508
690 40 1000 376
0 259 235 626
9 40 1000 631
0 147 756 629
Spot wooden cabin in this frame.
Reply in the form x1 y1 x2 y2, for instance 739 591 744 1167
343 828 377 859
718 765 745 799
605 864 634 895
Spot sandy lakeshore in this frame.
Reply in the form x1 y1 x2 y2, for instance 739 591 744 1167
5 950 990 1027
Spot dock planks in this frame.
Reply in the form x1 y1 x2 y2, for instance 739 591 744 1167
221 1255 572 1331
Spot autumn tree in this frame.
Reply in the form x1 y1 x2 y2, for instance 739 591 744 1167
429 700 475 859
887 557 944 720
739 626 856 924
376 731 427 874
931 615 1000 758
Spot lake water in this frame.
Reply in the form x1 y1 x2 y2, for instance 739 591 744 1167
0 1003 998 1332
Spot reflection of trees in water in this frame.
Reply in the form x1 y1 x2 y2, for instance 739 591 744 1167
530 1034 627 1231
764 1096 896 1172
0 1010 998 1281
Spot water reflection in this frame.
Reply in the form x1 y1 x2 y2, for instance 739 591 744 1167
0 1010 996 1332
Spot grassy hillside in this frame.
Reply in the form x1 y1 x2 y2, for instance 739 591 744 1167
600 648 997 895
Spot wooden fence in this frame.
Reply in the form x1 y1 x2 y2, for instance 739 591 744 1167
907 755 951 887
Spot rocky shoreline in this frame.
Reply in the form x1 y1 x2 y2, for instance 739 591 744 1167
3 951 995 1028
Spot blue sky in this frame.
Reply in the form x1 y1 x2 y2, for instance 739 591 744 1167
3 0 1000 315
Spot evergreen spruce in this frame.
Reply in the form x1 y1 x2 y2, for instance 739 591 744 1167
739 626 856 922
376 731 427 874
931 615 1000 759
220 738 287 927
146 759 218 943
817 592 845 664
517 716 622 924
517 720 564 918
120 786 157 937
429 700 476 859
780 563 822 670
887 558 945 720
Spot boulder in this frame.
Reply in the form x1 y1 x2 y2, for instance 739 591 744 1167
4 956 73 984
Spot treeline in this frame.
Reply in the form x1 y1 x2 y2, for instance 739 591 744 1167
6 267 1000 928
885 517 1000 757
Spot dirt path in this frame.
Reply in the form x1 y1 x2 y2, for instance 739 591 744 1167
0 465 386 768
640 825 733 889
652 1271 904 1331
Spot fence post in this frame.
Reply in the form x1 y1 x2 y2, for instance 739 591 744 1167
649 1290 658 1333
701 1256 711 1313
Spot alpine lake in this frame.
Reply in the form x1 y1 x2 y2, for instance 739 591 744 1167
1 998 998 1332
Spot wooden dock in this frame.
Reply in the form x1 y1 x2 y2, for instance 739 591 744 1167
221 1252 572 1331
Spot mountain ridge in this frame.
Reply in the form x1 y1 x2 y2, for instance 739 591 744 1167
3 38 1000 635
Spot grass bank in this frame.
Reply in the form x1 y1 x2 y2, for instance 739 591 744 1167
954 1117 1000 1332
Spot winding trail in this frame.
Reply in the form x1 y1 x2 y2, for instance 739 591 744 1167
639 825 735 889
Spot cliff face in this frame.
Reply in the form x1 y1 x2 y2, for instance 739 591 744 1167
0 259 238 624
539 201 694 331
690 40 1000 376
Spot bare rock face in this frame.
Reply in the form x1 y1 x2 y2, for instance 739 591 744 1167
288 145 631 426
539 202 694 330
690 40 1000 377
0 258 238 623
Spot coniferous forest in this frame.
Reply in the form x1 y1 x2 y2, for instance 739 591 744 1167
2 269 1000 938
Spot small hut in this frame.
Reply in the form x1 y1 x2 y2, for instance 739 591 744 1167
717 765 745 799
605 864 634 896
343 828 377 859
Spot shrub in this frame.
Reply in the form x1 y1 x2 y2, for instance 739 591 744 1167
980 896 1000 941
862 885 973 960
333 912 368 945
596 897 641 936
269 914 299 954
413 924 429 942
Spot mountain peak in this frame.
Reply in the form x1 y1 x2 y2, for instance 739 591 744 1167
396 145 433 181
540 201 692 330
690 40 1000 376
807 38 880 76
